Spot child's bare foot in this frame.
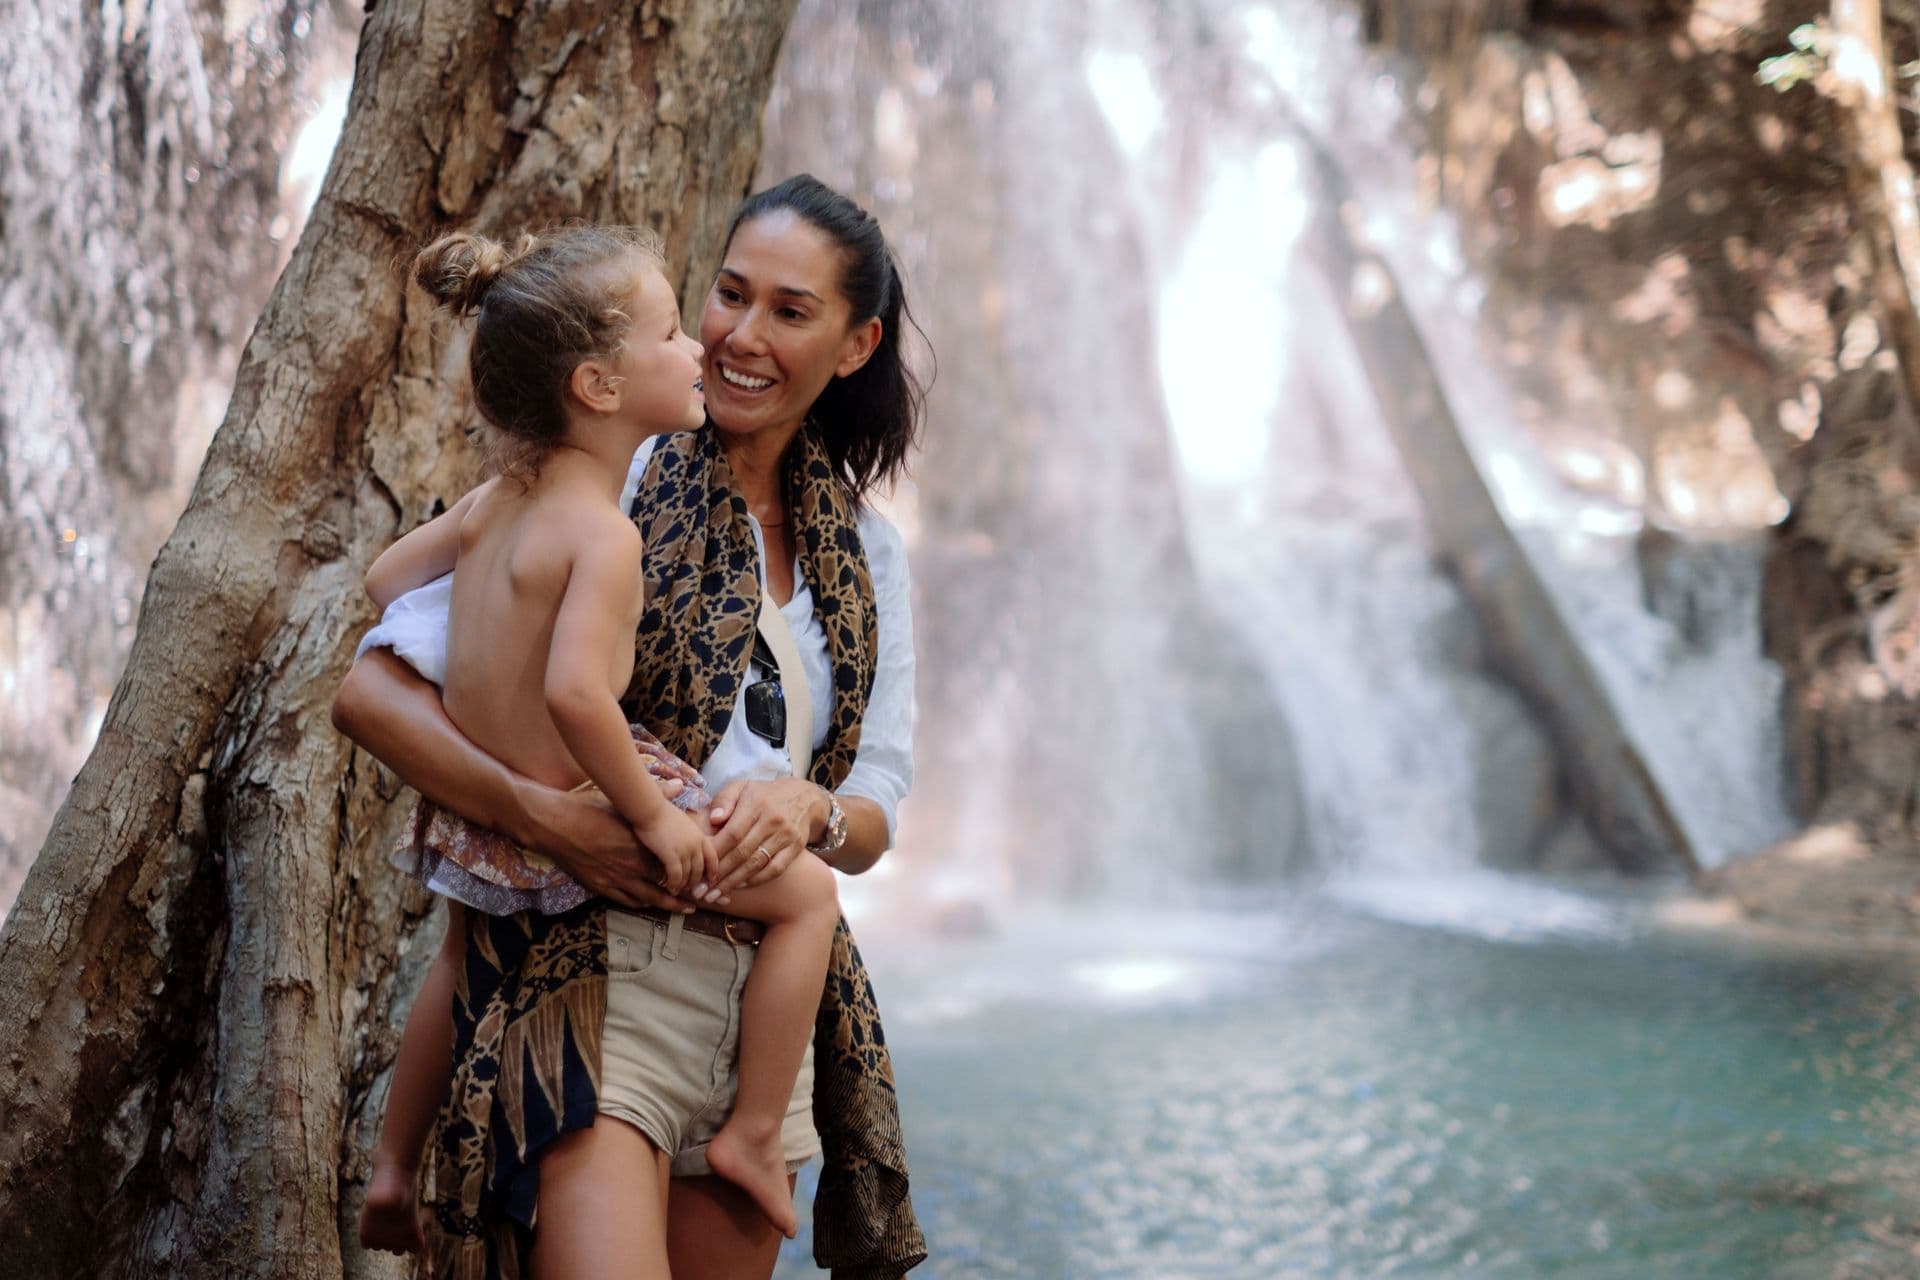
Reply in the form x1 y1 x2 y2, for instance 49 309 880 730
358 1161 425 1254
706 1125 798 1238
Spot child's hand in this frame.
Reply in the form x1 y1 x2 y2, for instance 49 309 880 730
632 806 712 896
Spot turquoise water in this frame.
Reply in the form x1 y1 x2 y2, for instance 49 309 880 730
774 881 1920 1278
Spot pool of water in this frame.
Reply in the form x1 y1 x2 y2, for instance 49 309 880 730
774 876 1920 1278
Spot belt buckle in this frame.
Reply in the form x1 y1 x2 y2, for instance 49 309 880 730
723 916 746 946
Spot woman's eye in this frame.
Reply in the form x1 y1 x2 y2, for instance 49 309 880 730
778 307 806 321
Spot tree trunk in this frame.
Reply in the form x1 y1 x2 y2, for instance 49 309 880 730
0 1 796 1275
0 0 349 900
1831 0 1920 453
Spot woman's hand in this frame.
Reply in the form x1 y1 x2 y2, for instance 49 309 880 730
705 777 831 897
333 650 702 911
513 780 702 913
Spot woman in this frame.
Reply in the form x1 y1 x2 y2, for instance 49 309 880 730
331 174 927 1279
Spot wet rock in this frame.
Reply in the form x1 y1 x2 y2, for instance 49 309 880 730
1696 824 1920 942
1752 374 1920 850
1636 526 1768 649
1535 816 1613 874
1461 677 1563 869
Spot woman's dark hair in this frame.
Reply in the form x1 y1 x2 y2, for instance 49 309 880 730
723 174 930 504
413 225 664 480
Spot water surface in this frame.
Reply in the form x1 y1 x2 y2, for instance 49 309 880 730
777 880 1920 1278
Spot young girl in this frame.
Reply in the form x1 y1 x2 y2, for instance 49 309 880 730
356 225 839 1252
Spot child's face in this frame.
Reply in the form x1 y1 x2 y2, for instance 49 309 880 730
614 262 707 435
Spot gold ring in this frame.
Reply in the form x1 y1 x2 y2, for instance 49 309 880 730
753 845 772 864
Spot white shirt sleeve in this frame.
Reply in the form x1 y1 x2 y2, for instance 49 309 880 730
837 509 917 842
354 573 452 685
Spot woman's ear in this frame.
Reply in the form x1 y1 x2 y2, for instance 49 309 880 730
834 317 883 379
569 357 624 414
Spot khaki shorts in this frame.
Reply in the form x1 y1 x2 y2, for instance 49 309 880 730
600 908 821 1177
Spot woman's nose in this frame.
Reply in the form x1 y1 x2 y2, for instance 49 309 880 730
728 308 769 354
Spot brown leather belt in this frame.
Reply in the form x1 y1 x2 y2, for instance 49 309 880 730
629 904 765 946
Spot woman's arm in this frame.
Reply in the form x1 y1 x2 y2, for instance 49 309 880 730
365 486 485 607
331 648 696 911
821 794 890 875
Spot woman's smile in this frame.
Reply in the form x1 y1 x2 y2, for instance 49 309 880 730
715 361 776 393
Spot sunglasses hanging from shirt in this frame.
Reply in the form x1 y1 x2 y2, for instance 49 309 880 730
748 589 814 781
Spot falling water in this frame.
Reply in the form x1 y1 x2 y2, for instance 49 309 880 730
1078 1 1795 878
757 0 1800 900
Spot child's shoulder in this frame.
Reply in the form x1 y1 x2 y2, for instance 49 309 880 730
453 476 511 526
539 490 641 554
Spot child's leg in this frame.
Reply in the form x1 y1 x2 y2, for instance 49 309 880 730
360 901 468 1254
702 855 839 1238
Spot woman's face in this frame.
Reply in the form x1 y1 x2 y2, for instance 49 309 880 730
699 210 878 440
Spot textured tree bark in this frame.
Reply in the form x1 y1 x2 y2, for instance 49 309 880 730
0 1 796 1275
0 0 347 901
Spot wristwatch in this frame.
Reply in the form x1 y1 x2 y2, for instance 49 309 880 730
806 790 848 856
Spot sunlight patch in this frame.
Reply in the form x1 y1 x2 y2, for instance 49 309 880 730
1071 957 1199 1002
284 75 351 213
1085 49 1161 160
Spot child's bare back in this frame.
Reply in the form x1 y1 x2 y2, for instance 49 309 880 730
442 457 643 793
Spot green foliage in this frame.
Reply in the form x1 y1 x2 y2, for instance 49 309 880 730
1757 22 1829 93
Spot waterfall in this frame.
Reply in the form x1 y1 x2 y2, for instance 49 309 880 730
765 0 1799 899
1062 0 1792 876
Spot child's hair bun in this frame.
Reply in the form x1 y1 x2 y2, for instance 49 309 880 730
412 231 535 314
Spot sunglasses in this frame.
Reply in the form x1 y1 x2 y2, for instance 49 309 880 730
744 633 786 749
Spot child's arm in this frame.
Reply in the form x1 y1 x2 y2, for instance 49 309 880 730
365 484 489 607
545 520 713 892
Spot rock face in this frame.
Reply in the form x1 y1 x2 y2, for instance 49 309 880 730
1765 371 1920 836
1359 2 1920 914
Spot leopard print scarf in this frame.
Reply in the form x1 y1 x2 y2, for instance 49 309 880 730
624 423 876 787
423 426 923 1280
